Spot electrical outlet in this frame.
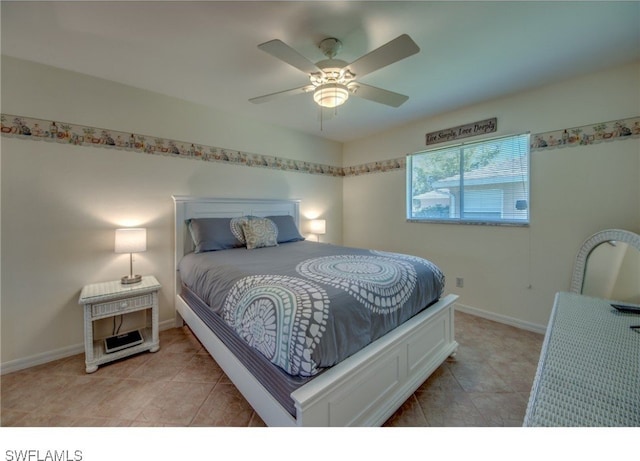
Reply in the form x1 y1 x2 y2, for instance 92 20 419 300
456 277 464 288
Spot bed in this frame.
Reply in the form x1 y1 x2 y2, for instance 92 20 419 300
172 196 458 426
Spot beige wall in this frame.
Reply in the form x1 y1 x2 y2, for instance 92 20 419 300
2 55 639 370
343 61 640 329
1 57 343 369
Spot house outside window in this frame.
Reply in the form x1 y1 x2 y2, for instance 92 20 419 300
407 133 530 225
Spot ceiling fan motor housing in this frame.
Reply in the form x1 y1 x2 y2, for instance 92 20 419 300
319 37 342 59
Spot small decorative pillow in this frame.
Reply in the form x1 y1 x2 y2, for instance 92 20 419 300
241 217 279 250
230 216 252 244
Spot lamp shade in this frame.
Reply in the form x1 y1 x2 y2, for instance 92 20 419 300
309 219 326 235
313 84 349 108
115 228 147 254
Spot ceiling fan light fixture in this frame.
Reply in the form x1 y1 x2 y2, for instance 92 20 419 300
252 34 419 110
313 83 349 108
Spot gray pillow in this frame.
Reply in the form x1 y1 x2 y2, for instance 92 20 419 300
187 218 244 252
266 215 305 243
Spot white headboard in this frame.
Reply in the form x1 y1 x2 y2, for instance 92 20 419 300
172 196 301 271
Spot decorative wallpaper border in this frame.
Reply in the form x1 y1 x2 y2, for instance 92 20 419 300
0 114 343 177
531 117 640 151
2 114 638 178
343 116 640 177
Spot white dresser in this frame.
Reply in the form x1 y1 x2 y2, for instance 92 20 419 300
524 292 640 426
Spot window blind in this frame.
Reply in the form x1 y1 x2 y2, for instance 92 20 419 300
407 132 530 225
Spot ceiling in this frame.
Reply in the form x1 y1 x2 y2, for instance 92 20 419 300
2 1 639 143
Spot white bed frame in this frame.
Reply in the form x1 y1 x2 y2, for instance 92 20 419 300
172 195 458 426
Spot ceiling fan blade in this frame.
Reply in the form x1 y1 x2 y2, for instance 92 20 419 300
347 34 420 79
249 85 315 104
351 83 409 107
258 39 322 75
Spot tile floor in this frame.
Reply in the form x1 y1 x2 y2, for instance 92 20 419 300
1 311 543 427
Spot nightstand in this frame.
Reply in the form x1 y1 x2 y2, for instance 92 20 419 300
78 275 161 373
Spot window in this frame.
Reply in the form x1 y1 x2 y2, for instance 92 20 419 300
407 133 530 225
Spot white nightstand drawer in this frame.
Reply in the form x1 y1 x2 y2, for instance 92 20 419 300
92 293 153 317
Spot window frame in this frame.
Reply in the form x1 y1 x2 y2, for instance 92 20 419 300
406 132 530 227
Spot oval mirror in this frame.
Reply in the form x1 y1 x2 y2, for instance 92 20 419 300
570 229 640 303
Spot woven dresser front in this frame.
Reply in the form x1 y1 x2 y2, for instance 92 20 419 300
524 292 640 426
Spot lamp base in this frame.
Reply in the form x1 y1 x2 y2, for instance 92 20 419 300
121 274 142 285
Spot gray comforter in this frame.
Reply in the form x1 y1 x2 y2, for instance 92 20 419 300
178 241 445 377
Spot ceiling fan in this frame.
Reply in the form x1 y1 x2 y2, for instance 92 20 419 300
249 34 420 109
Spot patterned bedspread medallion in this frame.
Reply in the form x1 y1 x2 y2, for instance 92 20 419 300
296 254 418 314
222 275 329 376
372 250 445 297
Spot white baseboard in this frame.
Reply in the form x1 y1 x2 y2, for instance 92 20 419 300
2 309 544 375
454 302 547 335
0 343 86 376
0 318 177 375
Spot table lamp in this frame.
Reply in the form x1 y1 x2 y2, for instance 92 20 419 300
310 219 326 242
115 228 146 284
